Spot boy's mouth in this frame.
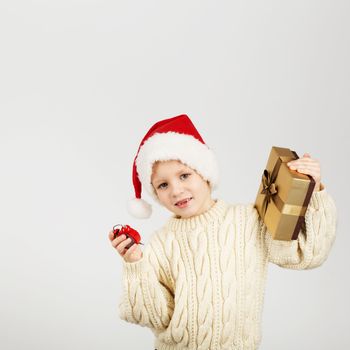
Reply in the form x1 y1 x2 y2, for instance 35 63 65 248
175 197 192 207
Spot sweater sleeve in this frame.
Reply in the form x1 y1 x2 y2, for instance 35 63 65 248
263 183 338 270
118 231 175 332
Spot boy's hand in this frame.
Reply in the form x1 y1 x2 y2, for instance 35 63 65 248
287 153 322 192
108 230 143 263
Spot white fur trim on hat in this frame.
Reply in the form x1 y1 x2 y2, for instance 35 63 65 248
135 132 219 201
127 197 152 219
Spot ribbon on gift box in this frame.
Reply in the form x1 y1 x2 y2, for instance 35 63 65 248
255 147 318 240
258 151 315 240
260 157 281 218
261 169 277 216
260 155 311 218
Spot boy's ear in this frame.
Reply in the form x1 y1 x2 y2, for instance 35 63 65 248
207 180 212 189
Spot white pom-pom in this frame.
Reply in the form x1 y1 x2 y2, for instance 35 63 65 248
127 198 152 219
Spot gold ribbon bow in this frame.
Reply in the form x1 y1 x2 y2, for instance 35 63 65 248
260 169 278 217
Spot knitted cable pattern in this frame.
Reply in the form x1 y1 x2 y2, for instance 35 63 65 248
189 225 213 349
217 210 237 348
118 192 337 350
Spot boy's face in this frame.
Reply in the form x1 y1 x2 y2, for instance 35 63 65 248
151 160 215 219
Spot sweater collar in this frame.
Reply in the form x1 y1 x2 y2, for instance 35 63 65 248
165 198 228 231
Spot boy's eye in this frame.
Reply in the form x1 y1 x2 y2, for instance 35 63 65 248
158 183 167 189
180 173 191 180
157 174 191 190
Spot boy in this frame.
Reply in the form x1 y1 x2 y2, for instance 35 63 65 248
109 114 337 350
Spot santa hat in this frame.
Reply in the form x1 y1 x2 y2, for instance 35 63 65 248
127 114 219 218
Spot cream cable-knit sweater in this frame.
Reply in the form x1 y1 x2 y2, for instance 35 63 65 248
118 188 337 350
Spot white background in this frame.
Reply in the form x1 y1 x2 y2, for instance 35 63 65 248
0 1 349 349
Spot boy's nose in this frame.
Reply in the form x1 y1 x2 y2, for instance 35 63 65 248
171 183 185 197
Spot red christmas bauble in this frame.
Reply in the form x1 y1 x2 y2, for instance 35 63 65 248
113 224 142 249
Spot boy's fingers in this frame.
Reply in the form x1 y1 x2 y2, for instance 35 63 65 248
111 234 126 248
112 236 125 249
108 229 121 241
288 163 319 170
107 228 142 260
116 237 132 253
123 243 142 259
123 244 137 259
108 230 115 241
289 158 315 165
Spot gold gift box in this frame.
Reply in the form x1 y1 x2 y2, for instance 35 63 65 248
254 146 316 241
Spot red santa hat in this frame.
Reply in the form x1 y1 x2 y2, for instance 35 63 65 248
127 114 219 218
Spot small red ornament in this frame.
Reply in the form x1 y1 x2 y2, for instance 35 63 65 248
113 224 143 249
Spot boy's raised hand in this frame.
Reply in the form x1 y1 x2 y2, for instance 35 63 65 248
108 230 143 263
287 153 322 192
